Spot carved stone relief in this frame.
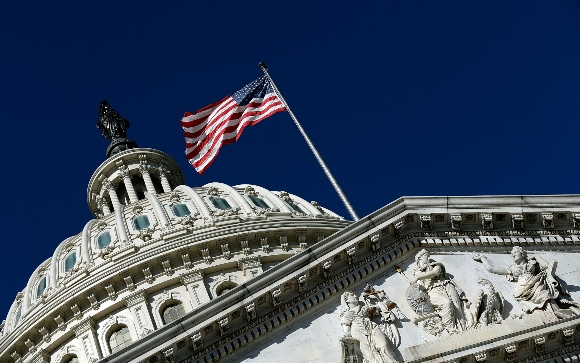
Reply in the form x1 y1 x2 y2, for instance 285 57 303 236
339 287 401 363
406 249 469 336
470 278 504 328
473 246 580 321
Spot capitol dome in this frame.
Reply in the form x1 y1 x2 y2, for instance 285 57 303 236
0 137 349 362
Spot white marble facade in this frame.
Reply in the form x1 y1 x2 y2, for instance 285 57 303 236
235 248 580 363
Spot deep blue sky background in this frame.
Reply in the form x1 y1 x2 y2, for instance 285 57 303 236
1 1 580 316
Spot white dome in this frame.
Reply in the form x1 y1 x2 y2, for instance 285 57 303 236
0 148 349 362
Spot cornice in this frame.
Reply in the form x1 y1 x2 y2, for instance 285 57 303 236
98 195 580 363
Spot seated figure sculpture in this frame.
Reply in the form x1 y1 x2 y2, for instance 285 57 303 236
473 246 580 319
409 249 469 334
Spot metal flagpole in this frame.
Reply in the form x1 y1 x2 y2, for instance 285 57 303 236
259 62 360 222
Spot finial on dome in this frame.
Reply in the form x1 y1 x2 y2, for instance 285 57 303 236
96 100 138 158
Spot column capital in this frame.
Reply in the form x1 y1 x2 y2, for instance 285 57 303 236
100 176 114 191
158 164 170 175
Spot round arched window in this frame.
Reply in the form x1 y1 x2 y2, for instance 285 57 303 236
97 231 111 249
109 326 132 353
162 303 186 324
65 357 79 363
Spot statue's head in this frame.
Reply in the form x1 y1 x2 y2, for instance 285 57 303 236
511 246 527 262
477 278 493 291
415 249 430 265
345 294 358 306
99 100 111 116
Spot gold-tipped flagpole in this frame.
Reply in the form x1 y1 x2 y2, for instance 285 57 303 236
259 62 360 222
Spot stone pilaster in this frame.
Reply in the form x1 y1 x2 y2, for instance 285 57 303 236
72 317 101 362
180 270 211 309
123 290 156 335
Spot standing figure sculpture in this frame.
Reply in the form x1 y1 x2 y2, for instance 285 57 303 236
340 290 400 363
96 100 130 141
95 100 138 157
409 249 469 334
473 246 580 319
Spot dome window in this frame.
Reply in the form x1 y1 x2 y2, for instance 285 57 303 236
64 252 77 272
97 231 111 249
249 196 269 209
133 215 150 230
14 306 21 326
162 302 186 324
287 201 305 214
172 203 191 217
109 326 132 353
210 197 231 210
36 276 46 298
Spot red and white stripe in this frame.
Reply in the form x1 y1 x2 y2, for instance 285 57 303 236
181 92 285 174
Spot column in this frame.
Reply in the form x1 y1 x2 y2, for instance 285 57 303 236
179 269 211 309
120 168 138 204
123 290 156 335
102 179 130 244
139 161 156 194
158 164 173 193
102 179 120 209
73 317 102 362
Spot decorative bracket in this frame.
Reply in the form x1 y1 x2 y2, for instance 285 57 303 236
451 215 462 231
542 213 554 229
481 214 493 230
420 215 432 231
512 214 524 230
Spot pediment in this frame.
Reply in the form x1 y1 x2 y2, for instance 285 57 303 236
106 195 580 363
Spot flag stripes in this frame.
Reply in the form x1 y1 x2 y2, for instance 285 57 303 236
181 76 285 174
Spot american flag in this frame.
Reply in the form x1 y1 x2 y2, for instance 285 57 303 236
181 76 286 174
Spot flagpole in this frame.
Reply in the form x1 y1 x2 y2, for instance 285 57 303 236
259 62 360 222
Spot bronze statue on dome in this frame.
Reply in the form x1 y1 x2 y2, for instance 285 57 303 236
95 100 138 158
96 100 130 141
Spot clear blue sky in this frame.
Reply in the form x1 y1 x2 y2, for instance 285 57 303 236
1 1 580 316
